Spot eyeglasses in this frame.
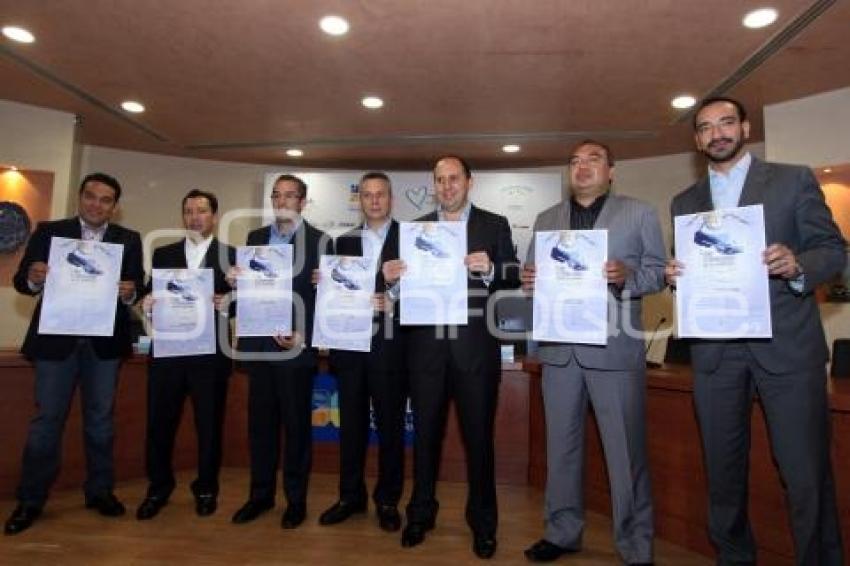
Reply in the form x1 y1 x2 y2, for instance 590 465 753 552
695 116 740 136
568 154 607 168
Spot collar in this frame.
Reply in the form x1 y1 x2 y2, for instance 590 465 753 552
79 217 108 236
362 218 392 239
271 217 302 239
438 200 472 222
569 191 609 212
708 151 752 181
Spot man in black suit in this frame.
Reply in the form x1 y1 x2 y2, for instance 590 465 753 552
384 156 520 558
666 97 845 565
319 172 407 532
230 174 332 529
135 189 235 520
5 173 144 535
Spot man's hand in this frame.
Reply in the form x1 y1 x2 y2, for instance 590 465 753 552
764 244 801 279
605 260 629 288
118 281 136 302
273 331 304 350
464 251 492 275
382 259 406 285
665 259 684 287
28 262 48 286
311 268 320 287
225 266 243 288
521 264 536 293
141 294 155 317
372 293 389 313
213 293 228 313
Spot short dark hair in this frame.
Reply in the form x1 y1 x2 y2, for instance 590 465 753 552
79 173 121 202
693 96 748 130
273 174 308 199
433 155 472 179
182 189 219 214
569 139 615 167
359 171 392 195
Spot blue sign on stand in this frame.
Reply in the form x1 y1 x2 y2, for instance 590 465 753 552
312 371 414 445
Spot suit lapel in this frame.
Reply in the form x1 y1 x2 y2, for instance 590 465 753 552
738 157 768 208
592 192 616 229
379 220 398 265
691 177 714 213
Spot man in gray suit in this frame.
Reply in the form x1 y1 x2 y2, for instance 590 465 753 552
522 140 666 564
666 97 845 566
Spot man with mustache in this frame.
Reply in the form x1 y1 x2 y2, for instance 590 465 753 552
666 97 845 565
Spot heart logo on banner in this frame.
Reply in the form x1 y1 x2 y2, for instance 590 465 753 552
405 185 429 210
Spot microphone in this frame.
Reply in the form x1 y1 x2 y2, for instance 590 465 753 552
645 316 667 369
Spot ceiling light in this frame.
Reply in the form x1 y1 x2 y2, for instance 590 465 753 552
823 168 832 173
671 95 696 109
319 15 349 36
2 26 35 43
502 144 521 153
361 96 384 109
121 100 145 113
742 8 778 29
10 165 18 171
286 148 304 157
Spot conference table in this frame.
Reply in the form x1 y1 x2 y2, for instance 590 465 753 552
1 350 847 563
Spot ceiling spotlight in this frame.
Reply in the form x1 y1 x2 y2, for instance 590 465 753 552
361 96 384 109
286 148 304 157
10 165 19 171
502 144 521 153
319 15 349 36
823 168 832 173
121 100 145 113
2 26 35 43
671 95 697 109
742 8 778 29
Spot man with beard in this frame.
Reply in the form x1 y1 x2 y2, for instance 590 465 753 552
666 97 845 565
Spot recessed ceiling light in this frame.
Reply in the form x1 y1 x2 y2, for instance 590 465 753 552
319 15 349 36
361 96 384 109
121 100 145 113
10 165 18 171
823 168 832 173
742 8 778 29
671 95 697 109
502 144 521 153
2 26 35 43
286 148 304 158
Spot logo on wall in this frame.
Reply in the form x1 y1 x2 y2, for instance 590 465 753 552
404 185 432 210
0 201 32 254
499 185 534 211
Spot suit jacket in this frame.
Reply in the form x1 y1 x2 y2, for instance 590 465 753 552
528 193 667 370
146 237 236 360
237 219 333 366
406 205 520 375
329 220 405 371
14 216 144 360
671 157 846 373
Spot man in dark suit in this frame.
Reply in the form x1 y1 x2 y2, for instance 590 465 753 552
230 174 332 529
135 189 235 520
319 172 407 532
666 97 845 565
383 156 520 559
5 173 144 535
521 140 665 565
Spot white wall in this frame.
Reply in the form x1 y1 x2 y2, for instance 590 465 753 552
0 100 77 348
765 87 850 167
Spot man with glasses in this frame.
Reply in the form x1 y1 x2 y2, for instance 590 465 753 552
666 97 844 565
521 140 665 564
230 174 332 529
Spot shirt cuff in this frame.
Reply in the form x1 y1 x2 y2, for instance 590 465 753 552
385 281 400 302
788 272 805 293
27 279 44 293
470 264 495 287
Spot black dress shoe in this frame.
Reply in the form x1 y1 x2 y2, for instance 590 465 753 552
376 505 401 532
195 494 217 517
231 499 274 524
473 533 497 559
524 539 573 562
4 505 41 535
281 503 306 529
136 497 167 520
318 500 367 525
401 521 433 547
85 493 126 517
